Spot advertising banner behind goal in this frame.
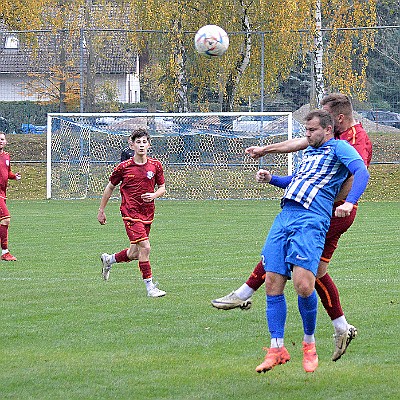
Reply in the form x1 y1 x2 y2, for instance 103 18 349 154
46 112 304 200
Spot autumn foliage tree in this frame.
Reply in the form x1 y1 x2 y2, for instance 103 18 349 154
121 0 376 111
1 0 378 112
319 0 377 104
24 67 80 111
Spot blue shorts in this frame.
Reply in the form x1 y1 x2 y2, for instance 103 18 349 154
261 203 330 278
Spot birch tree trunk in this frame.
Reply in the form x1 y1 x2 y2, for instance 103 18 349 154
175 44 189 112
312 0 325 108
173 19 189 112
222 0 251 112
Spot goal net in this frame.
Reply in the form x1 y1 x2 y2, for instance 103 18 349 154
46 112 304 200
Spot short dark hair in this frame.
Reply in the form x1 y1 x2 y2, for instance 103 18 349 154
130 128 150 142
305 109 334 130
321 93 353 117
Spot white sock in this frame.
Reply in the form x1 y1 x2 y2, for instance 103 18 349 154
2 249 9 255
303 334 315 344
144 278 154 291
332 316 348 333
270 338 284 348
235 283 255 300
109 254 116 264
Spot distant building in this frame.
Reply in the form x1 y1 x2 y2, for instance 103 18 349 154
0 26 140 104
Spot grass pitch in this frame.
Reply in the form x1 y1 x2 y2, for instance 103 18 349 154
1 199 399 399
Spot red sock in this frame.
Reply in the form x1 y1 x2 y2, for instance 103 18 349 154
245 260 266 291
138 261 152 279
115 249 130 263
315 273 344 320
0 224 8 250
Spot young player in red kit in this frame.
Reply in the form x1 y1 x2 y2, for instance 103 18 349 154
98 129 167 297
0 132 21 261
212 93 372 362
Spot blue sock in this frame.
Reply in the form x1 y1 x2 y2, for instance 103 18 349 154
298 290 318 335
266 294 287 339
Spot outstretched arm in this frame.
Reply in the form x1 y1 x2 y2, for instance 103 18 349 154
256 169 292 188
245 137 308 159
97 182 116 225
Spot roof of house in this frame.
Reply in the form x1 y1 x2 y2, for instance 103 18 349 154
0 28 137 74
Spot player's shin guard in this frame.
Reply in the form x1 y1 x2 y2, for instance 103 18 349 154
315 273 344 320
115 249 130 263
266 294 287 339
0 224 8 250
298 291 318 335
139 260 152 280
246 260 266 291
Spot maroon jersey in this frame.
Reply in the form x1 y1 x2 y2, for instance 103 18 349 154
321 123 372 262
109 157 165 224
0 152 16 199
339 123 372 167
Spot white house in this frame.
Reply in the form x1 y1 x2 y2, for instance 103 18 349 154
0 28 141 104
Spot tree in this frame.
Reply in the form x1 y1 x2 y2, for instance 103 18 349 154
1 0 137 112
320 0 377 103
0 1 48 30
222 0 252 112
365 0 400 110
189 0 311 112
1 0 379 112
120 0 311 111
311 0 325 108
95 80 120 112
24 67 80 111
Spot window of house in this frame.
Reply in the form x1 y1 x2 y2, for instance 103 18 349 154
4 35 19 50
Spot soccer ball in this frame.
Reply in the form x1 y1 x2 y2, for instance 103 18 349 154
194 25 229 57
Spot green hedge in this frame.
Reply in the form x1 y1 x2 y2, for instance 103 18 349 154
0 101 59 133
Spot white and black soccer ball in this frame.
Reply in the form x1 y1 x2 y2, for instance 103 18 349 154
194 25 229 57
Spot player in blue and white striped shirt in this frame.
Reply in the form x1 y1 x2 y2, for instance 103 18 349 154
255 110 369 374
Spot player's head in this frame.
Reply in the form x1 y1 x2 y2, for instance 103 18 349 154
305 109 334 148
130 129 150 157
0 132 7 149
321 93 354 136
130 128 150 143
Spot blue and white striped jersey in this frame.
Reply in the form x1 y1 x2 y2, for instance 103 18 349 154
282 138 363 217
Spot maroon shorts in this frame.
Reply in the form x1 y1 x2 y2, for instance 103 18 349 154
321 204 358 263
123 219 151 244
0 198 10 221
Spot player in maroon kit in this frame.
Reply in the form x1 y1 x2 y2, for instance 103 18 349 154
0 132 21 261
212 93 372 361
120 136 135 162
98 129 167 297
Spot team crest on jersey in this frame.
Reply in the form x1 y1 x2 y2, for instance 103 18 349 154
147 171 154 179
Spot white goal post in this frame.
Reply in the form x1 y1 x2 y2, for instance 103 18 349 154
46 112 304 200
